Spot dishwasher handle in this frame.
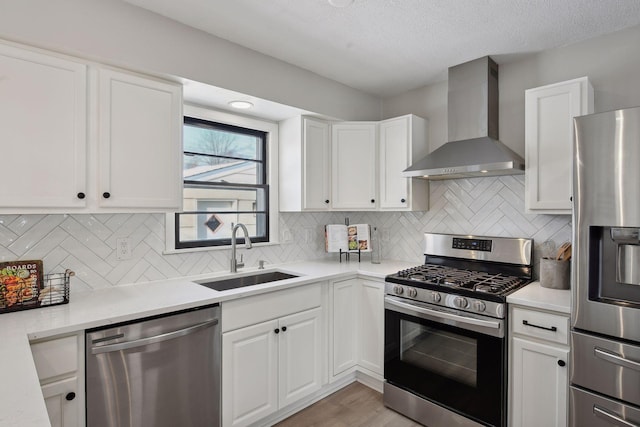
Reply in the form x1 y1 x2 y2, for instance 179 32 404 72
91 318 219 355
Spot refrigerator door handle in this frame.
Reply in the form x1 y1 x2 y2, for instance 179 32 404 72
595 347 640 372
593 405 640 427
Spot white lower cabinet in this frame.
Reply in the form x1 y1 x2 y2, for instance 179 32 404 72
221 283 326 427
357 279 384 375
510 306 569 427
330 277 384 380
331 279 358 376
30 332 85 427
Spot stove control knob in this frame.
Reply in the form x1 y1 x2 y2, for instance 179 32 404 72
407 287 418 298
430 292 441 303
454 296 468 308
394 285 404 295
472 300 486 312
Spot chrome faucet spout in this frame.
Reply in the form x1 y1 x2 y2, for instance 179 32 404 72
231 223 252 272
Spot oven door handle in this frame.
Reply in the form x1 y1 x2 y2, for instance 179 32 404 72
384 296 503 337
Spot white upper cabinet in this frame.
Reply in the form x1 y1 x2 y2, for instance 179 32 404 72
279 114 430 212
525 77 593 214
331 122 378 210
279 116 331 211
0 42 88 210
379 115 429 211
0 40 183 213
98 68 182 210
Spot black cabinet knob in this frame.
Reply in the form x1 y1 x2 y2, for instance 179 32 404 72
282 326 287 332
370 199 375 203
401 198 406 203
77 192 85 199
557 360 566 367
65 392 76 401
325 200 330 204
103 192 111 199
570 196 573 202
274 328 280 334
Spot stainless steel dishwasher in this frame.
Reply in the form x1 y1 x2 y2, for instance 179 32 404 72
86 304 220 427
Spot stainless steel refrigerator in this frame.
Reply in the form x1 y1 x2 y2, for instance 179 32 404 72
571 106 640 426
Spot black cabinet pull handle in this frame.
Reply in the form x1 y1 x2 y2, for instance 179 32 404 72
274 328 280 334
325 200 330 204
401 198 406 203
282 326 287 332
557 360 566 367
522 320 557 332
77 192 85 199
371 199 375 203
65 392 76 401
103 192 111 199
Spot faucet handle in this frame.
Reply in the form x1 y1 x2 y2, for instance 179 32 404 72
258 260 265 270
237 254 244 268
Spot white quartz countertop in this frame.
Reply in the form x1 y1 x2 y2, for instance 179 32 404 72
2 259 568 427
0 259 413 427
507 281 572 314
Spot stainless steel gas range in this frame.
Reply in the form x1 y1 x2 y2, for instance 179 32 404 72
383 233 533 427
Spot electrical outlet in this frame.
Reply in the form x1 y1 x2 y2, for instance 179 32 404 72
282 228 292 243
381 229 390 242
116 238 132 260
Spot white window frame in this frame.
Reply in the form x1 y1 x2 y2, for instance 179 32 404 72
164 104 279 253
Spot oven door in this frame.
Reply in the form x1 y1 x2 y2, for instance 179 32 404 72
384 296 506 427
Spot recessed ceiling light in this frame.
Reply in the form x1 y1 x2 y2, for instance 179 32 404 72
328 0 354 8
228 100 253 109
480 170 488 173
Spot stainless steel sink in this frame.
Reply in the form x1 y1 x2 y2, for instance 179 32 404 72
195 271 299 291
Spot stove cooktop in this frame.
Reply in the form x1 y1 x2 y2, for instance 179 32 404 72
392 264 528 296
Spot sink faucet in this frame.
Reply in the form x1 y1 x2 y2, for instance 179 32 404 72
231 223 252 272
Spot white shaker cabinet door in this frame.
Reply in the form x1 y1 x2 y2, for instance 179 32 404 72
358 279 384 375
379 115 429 211
98 68 182 210
525 77 593 214
222 319 279 427
41 376 80 427
511 337 569 427
331 123 378 210
332 279 358 376
303 118 331 210
0 43 87 209
278 307 324 407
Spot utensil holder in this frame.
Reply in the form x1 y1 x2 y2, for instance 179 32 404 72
540 258 570 289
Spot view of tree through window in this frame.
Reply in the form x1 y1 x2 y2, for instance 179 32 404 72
175 117 268 249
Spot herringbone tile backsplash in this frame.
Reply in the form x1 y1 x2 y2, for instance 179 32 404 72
0 176 570 294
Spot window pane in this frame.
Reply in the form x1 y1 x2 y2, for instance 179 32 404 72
184 123 262 160
183 155 261 185
177 212 267 246
178 186 267 247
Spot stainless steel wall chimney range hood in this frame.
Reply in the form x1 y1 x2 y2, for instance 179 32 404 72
403 56 525 180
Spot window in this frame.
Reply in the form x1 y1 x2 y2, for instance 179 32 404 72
175 117 269 249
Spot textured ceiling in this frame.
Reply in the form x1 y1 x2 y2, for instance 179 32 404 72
123 0 640 97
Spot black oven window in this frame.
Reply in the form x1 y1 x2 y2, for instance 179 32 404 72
400 320 478 387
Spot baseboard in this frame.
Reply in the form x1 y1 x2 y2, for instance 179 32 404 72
355 370 384 393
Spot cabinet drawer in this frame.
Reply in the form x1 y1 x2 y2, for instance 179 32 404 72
222 282 323 332
31 334 79 383
511 306 569 345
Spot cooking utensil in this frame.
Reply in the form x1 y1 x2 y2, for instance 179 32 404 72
555 242 572 261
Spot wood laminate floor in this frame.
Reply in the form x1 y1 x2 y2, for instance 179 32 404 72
274 382 423 427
